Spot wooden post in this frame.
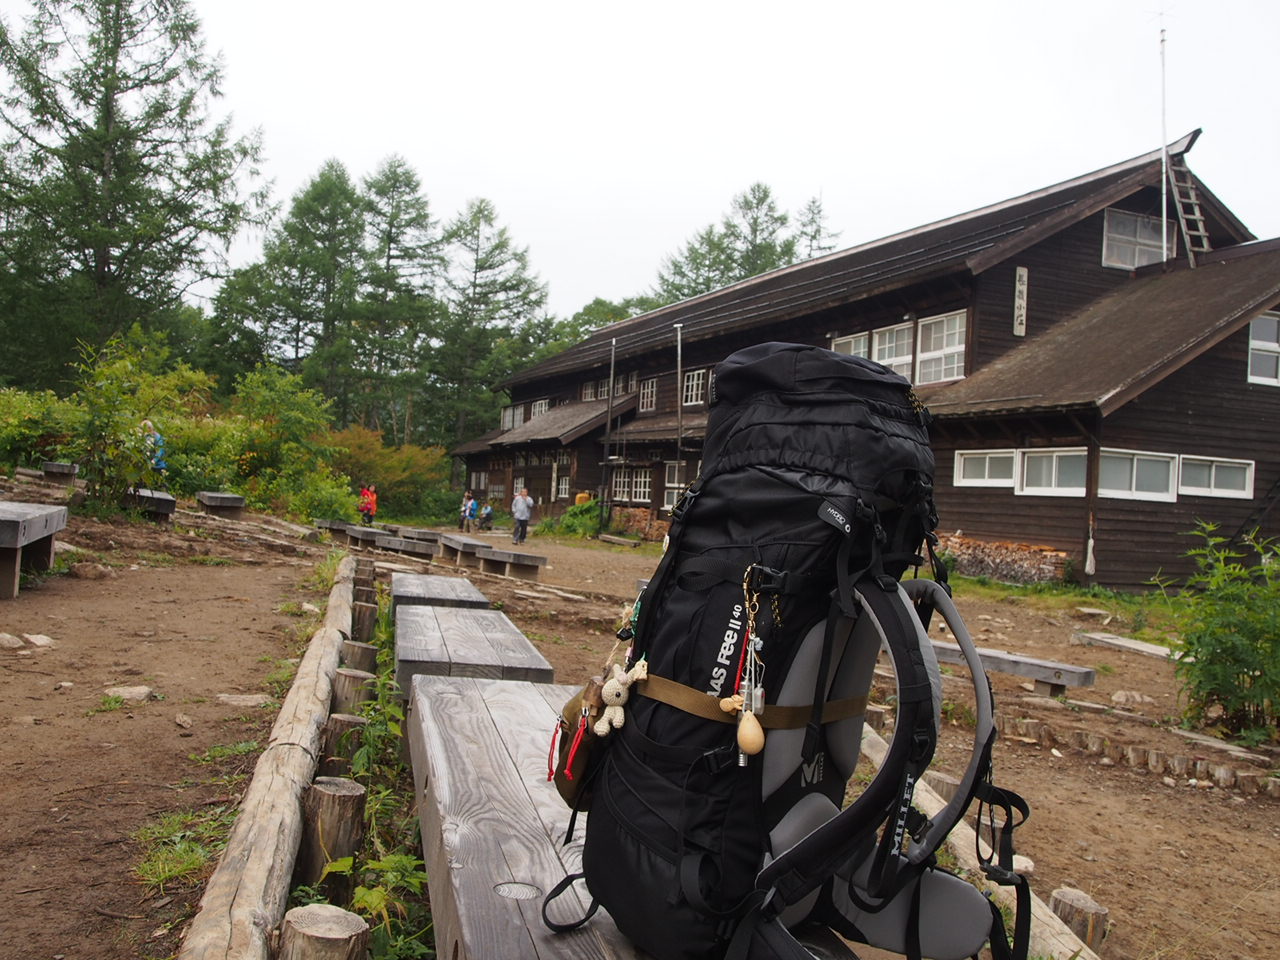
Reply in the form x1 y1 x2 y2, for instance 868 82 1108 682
351 601 377 644
1049 886 1109 950
331 667 376 715
341 637 378 674
319 713 368 777
277 904 369 960
295 777 366 904
353 585 376 606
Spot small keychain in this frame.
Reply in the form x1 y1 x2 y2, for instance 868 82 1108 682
729 567 767 763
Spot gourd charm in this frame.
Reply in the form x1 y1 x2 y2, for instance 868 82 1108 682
737 709 765 755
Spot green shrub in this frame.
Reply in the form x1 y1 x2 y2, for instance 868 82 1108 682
537 498 605 538
1161 523 1279 743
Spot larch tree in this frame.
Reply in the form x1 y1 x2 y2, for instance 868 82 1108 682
0 0 267 389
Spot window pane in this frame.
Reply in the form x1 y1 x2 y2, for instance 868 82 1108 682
1250 352 1280 380
988 455 1014 480
1057 454 1086 488
961 456 987 480
1023 454 1053 488
1134 458 1171 493
1181 460 1211 488
1252 314 1280 345
1214 463 1248 491
917 357 943 383
1100 454 1132 491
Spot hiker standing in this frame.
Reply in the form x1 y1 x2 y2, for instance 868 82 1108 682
459 491 473 530
358 483 377 525
140 419 167 489
511 488 533 544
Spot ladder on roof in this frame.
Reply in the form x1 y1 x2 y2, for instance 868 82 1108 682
1167 156 1212 267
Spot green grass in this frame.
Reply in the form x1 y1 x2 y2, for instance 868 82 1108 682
86 694 125 715
133 805 238 892
188 740 260 764
264 659 297 697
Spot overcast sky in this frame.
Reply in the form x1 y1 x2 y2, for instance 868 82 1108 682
8 0 1280 319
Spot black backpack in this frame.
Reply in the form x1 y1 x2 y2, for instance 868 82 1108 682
546 342 1030 960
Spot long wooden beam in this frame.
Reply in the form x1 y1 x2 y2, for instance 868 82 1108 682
178 556 356 960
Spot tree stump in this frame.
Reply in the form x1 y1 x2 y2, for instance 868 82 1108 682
319 713 368 777
295 777 367 904
332 667 376 715
351 601 378 644
277 903 369 960
341 637 378 674
1049 886 1109 950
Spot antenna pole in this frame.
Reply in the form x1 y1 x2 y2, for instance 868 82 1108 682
674 323 684 488
1160 26 1169 261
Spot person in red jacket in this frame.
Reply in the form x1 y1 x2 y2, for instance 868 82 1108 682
358 483 378 525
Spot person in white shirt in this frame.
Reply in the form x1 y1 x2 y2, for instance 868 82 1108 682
511 488 534 544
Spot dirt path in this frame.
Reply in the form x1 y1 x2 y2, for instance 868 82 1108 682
1 497 1276 960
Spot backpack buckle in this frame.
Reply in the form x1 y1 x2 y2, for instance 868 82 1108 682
746 564 788 593
671 483 699 521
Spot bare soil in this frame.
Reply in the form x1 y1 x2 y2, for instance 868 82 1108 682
1 488 1276 960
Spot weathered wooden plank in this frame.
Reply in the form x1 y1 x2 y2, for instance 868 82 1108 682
390 572 489 611
931 639 1094 689
477 547 548 567
395 606 451 692
435 607 554 683
409 676 640 960
0 502 69 549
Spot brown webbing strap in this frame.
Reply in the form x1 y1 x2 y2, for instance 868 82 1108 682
635 675 868 729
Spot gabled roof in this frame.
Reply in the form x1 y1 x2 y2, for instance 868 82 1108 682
508 131 1250 389
450 428 503 457
920 240 1280 420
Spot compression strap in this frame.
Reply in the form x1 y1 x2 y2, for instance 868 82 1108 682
635 673 867 729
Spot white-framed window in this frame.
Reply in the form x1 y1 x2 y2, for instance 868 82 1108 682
916 311 966 384
633 469 652 503
639 377 657 412
627 371 638 393
1179 456 1254 499
663 461 683 509
500 406 514 430
612 467 631 501
513 475 525 493
556 448 570 465
1098 448 1177 502
1017 448 1087 497
683 369 707 405
490 484 506 504
470 470 488 490
1248 311 1280 386
1102 208 1168 269
531 398 550 417
954 449 1016 487
832 332 870 357
557 475 570 499
581 381 595 401
598 378 611 399
873 323 913 378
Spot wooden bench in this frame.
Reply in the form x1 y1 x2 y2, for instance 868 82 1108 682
477 546 548 582
438 533 489 568
391 572 490 613
397 526 441 544
395 605 553 691
931 639 1095 698
375 535 437 560
598 533 640 548
121 487 176 522
195 490 246 520
0 502 68 600
406 675 857 960
40 461 78 483
344 525 383 548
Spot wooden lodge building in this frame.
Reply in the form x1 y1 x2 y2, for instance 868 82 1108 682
455 131 1280 588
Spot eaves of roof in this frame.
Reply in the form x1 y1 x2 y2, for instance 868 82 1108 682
505 132 1213 390
919 239 1280 420
489 394 640 447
